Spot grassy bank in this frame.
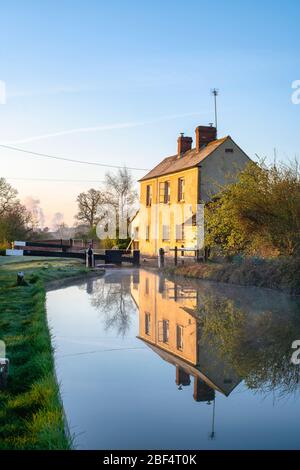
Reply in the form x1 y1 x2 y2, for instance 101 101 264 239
0 257 88 450
165 257 300 295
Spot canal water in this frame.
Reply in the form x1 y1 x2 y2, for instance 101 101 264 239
47 269 300 449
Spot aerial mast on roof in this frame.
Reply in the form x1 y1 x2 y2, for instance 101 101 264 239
211 88 219 136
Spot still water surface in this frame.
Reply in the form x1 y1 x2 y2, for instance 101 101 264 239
47 269 300 449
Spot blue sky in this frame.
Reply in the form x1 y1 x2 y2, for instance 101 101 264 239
0 0 299 225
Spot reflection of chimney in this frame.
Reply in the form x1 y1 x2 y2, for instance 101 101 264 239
177 133 193 158
193 377 215 402
195 125 217 152
176 366 191 386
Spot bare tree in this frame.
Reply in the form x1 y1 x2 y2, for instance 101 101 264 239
104 167 138 238
105 167 138 212
90 276 134 336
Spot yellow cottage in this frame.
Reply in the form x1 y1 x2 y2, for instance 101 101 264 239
135 125 250 256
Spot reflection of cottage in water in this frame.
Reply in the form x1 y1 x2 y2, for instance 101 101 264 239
131 270 241 402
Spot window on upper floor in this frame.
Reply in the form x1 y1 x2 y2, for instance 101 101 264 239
165 181 170 203
146 184 152 206
158 319 169 343
159 181 170 203
178 177 185 201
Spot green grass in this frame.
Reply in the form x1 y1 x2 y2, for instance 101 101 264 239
0 256 87 449
0 256 67 266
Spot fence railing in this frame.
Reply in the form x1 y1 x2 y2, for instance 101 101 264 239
159 247 204 267
7 241 140 267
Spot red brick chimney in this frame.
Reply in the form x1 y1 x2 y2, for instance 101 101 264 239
193 377 215 402
177 133 193 157
195 125 217 152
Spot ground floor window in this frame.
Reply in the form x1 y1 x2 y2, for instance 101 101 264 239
175 223 185 241
162 224 170 241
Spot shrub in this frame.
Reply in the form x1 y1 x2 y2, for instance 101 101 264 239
205 160 300 258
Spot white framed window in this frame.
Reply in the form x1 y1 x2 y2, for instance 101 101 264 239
162 319 169 343
175 223 185 241
158 319 169 343
146 185 152 206
164 181 170 203
162 224 170 241
159 181 170 203
178 178 185 201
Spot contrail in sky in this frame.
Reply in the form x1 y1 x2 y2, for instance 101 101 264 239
4 112 204 145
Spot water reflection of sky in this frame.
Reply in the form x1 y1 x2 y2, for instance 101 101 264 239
47 269 300 450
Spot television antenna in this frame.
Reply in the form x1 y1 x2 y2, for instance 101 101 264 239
211 88 219 135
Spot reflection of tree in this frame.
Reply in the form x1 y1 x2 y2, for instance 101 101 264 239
197 296 300 399
90 278 134 337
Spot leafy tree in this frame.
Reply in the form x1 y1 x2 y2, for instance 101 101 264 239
205 193 250 256
0 178 18 216
0 178 33 244
205 160 300 257
198 294 300 398
75 188 104 228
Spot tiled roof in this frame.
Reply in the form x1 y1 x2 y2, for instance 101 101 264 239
139 136 230 182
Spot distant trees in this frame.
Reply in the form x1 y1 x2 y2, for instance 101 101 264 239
51 212 72 239
24 197 45 231
205 160 300 258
